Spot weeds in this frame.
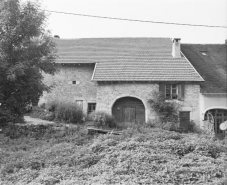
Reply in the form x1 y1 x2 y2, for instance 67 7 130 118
1 123 227 184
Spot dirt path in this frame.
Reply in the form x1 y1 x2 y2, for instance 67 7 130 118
24 116 55 125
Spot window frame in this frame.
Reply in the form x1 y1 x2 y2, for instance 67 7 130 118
165 84 178 100
87 103 96 114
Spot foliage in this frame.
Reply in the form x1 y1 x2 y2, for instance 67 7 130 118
0 124 226 184
0 0 57 122
148 90 181 124
28 106 55 121
29 101 84 123
46 100 59 112
93 111 117 128
55 102 83 124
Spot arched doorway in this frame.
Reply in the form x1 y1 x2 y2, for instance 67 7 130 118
112 97 145 124
204 108 227 139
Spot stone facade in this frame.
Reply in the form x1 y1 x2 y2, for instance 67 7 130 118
41 64 97 114
42 66 201 125
96 82 200 125
181 84 200 125
96 82 159 122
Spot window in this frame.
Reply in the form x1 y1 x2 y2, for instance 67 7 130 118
201 52 207 56
88 103 96 114
159 83 184 101
165 84 178 99
76 100 83 109
68 81 80 85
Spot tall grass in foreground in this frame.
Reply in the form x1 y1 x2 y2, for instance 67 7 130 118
0 124 227 185
55 102 83 124
30 100 84 124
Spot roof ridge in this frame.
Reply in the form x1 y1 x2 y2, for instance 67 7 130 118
53 37 171 40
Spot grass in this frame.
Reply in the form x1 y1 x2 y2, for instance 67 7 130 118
0 124 227 185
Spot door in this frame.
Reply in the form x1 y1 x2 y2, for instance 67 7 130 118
179 111 190 130
123 107 136 123
213 109 226 139
207 109 226 139
87 103 96 121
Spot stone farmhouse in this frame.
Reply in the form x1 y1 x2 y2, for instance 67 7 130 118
42 38 205 127
182 43 227 138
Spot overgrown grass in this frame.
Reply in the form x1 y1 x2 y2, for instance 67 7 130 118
0 124 226 185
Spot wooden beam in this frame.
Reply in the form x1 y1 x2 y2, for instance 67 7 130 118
87 127 121 135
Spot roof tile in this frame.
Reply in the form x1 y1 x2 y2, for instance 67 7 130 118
54 38 203 82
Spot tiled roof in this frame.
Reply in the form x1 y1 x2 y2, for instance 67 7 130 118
54 38 204 82
181 44 227 93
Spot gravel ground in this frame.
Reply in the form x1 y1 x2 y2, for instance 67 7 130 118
24 116 55 125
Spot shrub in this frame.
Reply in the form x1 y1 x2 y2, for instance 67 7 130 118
93 111 117 128
55 102 83 124
29 106 47 120
148 91 181 123
39 102 46 109
188 120 203 133
46 100 59 112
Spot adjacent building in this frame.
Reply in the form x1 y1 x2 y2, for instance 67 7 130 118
182 43 227 138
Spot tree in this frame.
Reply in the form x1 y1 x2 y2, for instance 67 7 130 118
0 0 58 123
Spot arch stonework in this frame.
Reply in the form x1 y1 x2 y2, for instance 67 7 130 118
95 83 159 122
203 107 227 139
111 95 148 122
203 106 227 115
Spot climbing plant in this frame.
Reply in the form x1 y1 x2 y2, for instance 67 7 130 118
148 90 182 123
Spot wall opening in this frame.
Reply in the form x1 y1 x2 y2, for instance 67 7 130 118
112 97 145 124
204 108 227 139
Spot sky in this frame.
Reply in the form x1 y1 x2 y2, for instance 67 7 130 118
37 0 226 44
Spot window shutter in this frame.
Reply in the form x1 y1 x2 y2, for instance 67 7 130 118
159 83 165 97
178 84 185 100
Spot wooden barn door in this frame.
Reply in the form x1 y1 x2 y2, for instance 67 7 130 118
123 107 136 123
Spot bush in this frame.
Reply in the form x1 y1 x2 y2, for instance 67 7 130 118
93 111 117 128
188 120 203 133
46 100 59 112
55 102 83 124
29 106 47 120
148 90 181 123
30 102 84 124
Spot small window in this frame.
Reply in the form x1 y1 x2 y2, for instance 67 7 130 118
88 103 96 114
68 81 80 85
165 84 178 99
201 52 207 56
76 100 83 109
200 51 207 56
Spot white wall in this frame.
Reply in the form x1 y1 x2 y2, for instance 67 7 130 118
200 94 227 127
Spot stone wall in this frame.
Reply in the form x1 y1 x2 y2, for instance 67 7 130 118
41 65 201 125
181 84 200 125
96 82 159 122
96 82 201 125
41 64 97 114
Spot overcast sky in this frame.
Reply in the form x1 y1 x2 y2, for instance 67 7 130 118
38 0 226 44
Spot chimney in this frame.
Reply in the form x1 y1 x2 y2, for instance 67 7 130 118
172 38 181 58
